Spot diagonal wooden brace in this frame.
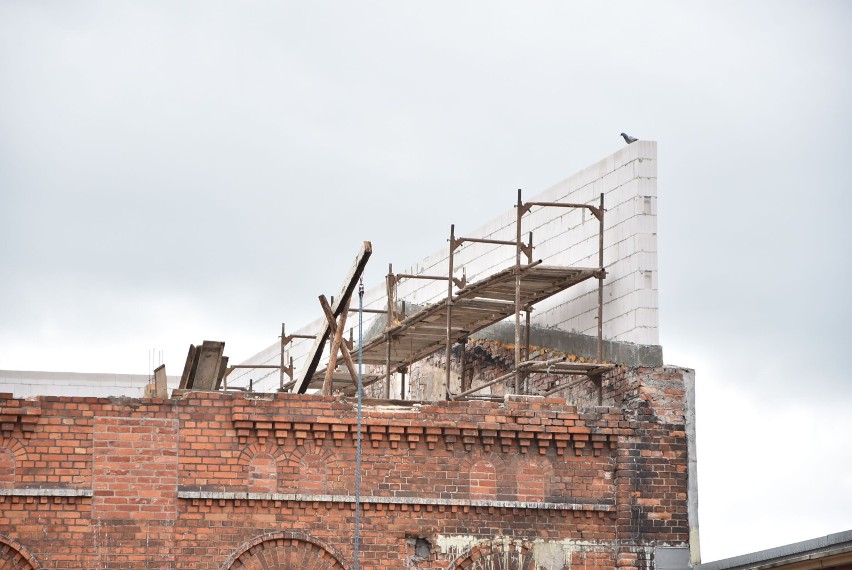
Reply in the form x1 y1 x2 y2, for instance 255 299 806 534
319 295 360 392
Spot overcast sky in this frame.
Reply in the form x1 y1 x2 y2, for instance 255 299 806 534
1 1 851 562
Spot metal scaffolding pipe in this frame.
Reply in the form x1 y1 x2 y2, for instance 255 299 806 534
445 224 456 400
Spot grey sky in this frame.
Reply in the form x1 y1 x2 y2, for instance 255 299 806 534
1 1 851 562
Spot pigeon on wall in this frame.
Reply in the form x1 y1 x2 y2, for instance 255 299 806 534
620 132 638 144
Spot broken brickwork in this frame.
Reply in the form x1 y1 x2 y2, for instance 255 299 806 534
0 365 692 569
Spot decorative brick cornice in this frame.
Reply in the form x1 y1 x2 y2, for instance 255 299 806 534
229 395 630 456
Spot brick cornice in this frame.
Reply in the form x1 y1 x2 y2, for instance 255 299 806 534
228 395 631 456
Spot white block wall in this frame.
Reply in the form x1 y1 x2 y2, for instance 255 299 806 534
0 370 181 399
236 142 659 392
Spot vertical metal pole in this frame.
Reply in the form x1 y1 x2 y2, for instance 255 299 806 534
445 224 455 400
279 323 285 391
597 192 605 363
459 337 468 392
354 278 364 570
514 189 523 394
400 367 407 400
523 230 533 392
384 263 393 399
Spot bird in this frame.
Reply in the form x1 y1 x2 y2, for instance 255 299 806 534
620 132 638 144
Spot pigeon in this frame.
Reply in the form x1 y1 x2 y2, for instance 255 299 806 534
620 132 638 144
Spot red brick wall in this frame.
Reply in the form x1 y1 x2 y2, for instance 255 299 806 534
0 366 691 569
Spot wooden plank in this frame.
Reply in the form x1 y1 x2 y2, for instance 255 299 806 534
189 341 225 391
179 344 198 389
293 242 372 393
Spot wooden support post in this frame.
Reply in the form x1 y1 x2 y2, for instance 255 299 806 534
322 296 351 395
293 242 372 393
319 295 359 390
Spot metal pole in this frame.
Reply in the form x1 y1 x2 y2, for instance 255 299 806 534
354 278 364 570
445 224 455 400
459 337 468 392
385 263 393 399
514 189 522 394
597 192 605 363
524 307 531 392
279 323 285 391
523 230 533 393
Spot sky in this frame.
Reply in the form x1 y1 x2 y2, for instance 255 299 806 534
1 0 851 563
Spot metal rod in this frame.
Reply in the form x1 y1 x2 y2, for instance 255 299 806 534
459 337 468 393
354 279 364 570
385 263 393 399
527 231 534 263
454 369 516 398
523 230 533 393
525 201 598 210
282 334 317 346
544 376 591 396
524 308 531 392
514 189 523 394
395 273 451 282
280 323 285 390
348 308 387 314
445 224 455 400
597 192 605 363
456 236 519 247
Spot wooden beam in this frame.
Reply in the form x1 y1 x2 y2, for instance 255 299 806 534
322 295 350 395
318 294 360 391
292 242 372 393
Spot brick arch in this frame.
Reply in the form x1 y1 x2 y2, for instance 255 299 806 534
460 452 515 500
0 534 41 570
222 531 348 570
283 443 339 495
237 440 285 492
447 539 535 570
513 455 554 502
0 438 26 489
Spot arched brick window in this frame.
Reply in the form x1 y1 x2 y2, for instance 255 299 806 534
515 456 553 503
299 454 328 495
248 453 277 493
223 532 347 570
0 448 14 489
0 535 41 570
469 459 497 499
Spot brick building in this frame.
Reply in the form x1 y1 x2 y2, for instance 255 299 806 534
1 143 699 568
0 361 696 570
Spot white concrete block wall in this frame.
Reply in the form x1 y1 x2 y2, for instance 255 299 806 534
237 142 659 392
0 370 181 399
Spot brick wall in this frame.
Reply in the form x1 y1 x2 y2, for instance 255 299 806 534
0 366 690 570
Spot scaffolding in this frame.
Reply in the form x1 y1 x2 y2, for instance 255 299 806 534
274 189 614 402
